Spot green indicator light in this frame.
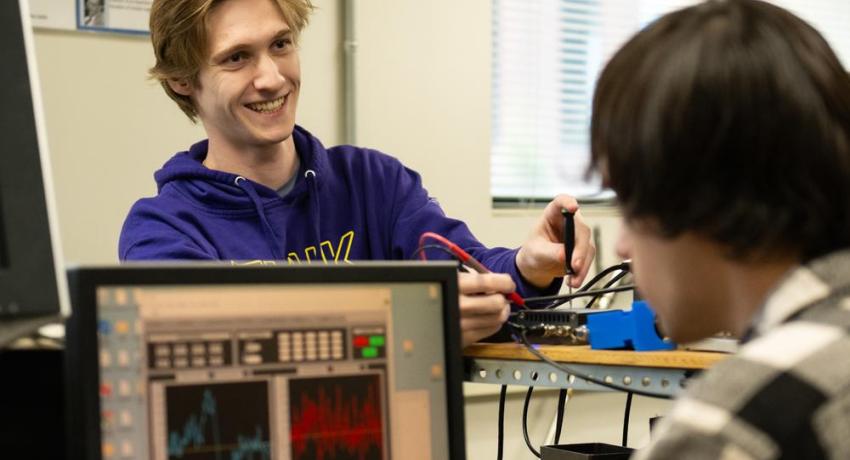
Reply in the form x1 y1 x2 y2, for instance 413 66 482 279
369 336 385 347
362 347 378 358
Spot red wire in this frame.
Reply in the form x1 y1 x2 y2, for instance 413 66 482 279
418 232 526 307
418 232 469 262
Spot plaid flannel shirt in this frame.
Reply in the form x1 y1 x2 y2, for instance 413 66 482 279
634 249 850 460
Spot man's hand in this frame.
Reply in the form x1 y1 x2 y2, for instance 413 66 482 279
458 272 514 347
515 194 596 289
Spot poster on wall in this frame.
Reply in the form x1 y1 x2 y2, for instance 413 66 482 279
27 0 151 34
29 0 76 30
78 0 151 34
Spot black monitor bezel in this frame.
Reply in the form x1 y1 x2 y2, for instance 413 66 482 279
0 0 69 331
65 261 465 460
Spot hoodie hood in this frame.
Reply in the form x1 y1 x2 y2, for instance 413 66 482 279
150 125 329 258
153 125 330 210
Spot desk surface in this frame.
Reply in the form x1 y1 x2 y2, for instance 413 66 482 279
465 343 727 370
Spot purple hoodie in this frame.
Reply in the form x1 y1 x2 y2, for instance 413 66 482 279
119 125 559 297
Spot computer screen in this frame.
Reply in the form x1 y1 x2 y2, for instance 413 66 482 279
0 0 68 322
65 262 465 460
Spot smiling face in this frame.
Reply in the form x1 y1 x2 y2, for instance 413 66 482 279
169 0 301 155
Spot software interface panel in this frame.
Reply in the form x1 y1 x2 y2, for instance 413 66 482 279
95 282 449 460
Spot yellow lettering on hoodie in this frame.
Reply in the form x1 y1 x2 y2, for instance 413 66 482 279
238 231 356 265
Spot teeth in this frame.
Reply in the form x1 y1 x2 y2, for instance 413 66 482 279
247 96 285 113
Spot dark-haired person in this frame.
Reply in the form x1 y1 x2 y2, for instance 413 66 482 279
589 0 850 457
119 0 596 347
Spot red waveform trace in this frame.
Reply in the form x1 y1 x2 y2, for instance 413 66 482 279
289 375 384 460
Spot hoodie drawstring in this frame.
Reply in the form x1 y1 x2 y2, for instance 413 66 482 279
234 176 284 260
304 169 322 248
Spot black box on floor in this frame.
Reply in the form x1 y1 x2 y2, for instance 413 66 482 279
541 443 633 459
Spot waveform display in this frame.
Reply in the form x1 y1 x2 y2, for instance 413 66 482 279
289 374 386 460
166 381 271 460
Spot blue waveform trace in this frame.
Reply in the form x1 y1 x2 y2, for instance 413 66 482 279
167 388 270 460
230 426 270 460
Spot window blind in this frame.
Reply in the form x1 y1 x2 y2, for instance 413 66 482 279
491 0 850 205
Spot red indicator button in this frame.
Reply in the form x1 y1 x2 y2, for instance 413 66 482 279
353 335 369 347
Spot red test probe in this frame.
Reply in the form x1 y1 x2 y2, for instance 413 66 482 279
418 232 527 308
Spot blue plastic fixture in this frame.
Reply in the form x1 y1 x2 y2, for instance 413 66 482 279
586 301 675 351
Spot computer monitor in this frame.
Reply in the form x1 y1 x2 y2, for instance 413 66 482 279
0 0 69 330
65 262 465 460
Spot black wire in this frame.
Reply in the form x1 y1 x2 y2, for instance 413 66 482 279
522 387 541 458
497 385 507 460
529 284 634 308
519 296 566 310
622 392 634 447
526 262 631 309
522 284 636 309
576 262 630 293
554 389 567 444
585 270 630 309
513 326 671 399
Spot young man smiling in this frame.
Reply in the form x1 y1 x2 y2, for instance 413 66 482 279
120 0 596 347
589 0 850 457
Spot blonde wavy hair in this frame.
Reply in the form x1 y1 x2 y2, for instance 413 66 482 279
148 0 314 121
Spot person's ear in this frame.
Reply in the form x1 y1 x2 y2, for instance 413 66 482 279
168 78 193 97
